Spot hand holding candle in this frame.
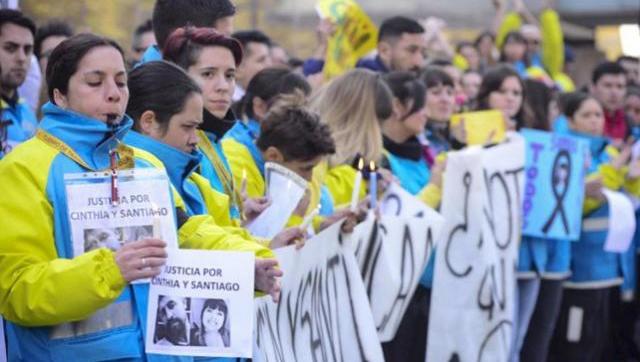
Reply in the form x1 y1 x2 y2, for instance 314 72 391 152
350 158 364 212
369 161 378 210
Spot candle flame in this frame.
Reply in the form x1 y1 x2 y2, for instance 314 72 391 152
357 158 364 170
369 161 376 171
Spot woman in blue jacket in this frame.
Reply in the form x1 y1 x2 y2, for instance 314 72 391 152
0 33 170 362
0 33 275 362
378 71 445 362
549 92 640 361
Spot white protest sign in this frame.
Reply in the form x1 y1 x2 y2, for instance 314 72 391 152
347 184 444 341
603 189 636 253
380 183 433 218
146 249 255 358
65 168 178 258
248 162 307 238
254 222 384 362
427 137 524 362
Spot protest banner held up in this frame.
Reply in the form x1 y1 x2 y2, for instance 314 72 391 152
520 128 588 241
316 0 378 79
254 222 384 362
427 135 525 362
146 249 255 358
346 184 444 342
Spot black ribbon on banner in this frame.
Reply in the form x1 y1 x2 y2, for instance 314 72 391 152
542 150 571 234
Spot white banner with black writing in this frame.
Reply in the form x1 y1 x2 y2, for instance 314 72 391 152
254 222 384 362
348 184 444 342
146 249 255 358
427 136 525 362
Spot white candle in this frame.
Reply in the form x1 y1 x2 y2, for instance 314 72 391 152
369 161 377 210
300 205 321 232
350 158 364 212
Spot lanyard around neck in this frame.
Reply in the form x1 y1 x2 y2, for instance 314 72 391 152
37 129 135 206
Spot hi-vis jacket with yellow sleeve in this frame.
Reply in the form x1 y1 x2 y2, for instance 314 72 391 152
124 130 273 249
564 130 640 292
0 103 256 362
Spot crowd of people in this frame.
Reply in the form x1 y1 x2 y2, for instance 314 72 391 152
0 0 639 361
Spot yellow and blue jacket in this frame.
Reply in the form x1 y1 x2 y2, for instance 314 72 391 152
125 130 269 247
197 111 242 221
0 103 267 361
0 96 38 159
564 130 640 292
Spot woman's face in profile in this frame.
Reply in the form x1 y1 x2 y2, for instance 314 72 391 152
202 306 225 332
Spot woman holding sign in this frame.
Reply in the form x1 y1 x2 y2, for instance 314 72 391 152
0 34 169 361
378 70 446 361
0 34 276 362
125 59 305 251
549 92 640 361
475 65 548 361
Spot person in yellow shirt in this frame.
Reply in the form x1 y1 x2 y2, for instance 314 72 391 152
310 69 394 209
0 33 276 362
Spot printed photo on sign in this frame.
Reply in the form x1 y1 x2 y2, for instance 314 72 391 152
146 249 254 358
84 225 154 252
153 296 231 349
64 168 178 258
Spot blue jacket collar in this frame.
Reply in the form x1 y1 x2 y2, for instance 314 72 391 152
566 129 607 157
124 130 203 188
137 45 162 67
39 102 132 170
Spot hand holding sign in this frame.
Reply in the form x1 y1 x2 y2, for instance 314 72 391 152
450 110 506 146
269 227 306 249
115 238 167 282
255 259 283 303
585 176 605 201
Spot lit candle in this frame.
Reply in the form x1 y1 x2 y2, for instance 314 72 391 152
369 161 377 210
350 158 364 212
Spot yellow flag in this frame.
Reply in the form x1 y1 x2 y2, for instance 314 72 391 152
316 0 378 79
450 110 507 145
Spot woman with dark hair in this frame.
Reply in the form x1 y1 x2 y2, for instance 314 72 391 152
499 31 529 78
125 61 299 291
421 67 458 154
516 79 571 362
0 33 170 361
476 64 531 130
192 299 230 348
163 26 245 222
475 65 548 361
474 31 498 72
379 71 445 361
549 92 640 362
